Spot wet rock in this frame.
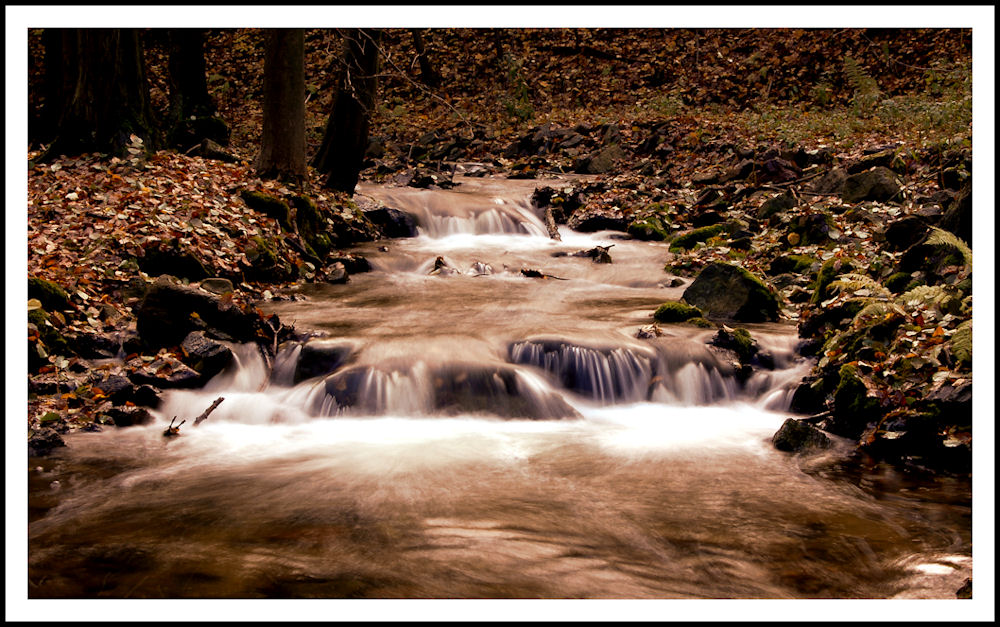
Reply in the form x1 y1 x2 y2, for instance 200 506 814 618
66 330 120 359
653 301 703 323
242 235 298 283
326 262 349 284
637 323 665 339
132 384 163 409
136 275 264 350
710 326 758 365
180 331 233 380
363 207 418 239
789 377 827 414
772 418 832 453
956 578 972 599
566 207 628 233
28 428 66 457
841 167 901 203
468 261 494 276
91 374 136 405
828 364 882 439
106 406 155 428
199 277 235 295
682 262 780 322
129 354 204 389
329 253 372 274
294 339 354 383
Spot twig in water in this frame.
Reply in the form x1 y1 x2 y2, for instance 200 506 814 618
194 397 225 426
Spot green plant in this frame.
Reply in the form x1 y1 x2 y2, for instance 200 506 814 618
501 54 533 122
843 56 880 117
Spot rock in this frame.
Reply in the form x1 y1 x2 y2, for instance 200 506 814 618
326 262 349 284
718 159 755 183
637 323 665 339
710 326 758 364
785 212 836 246
841 167 901 203
575 143 625 174
789 377 827 414
884 216 930 251
772 418 832 452
138 239 211 281
180 331 233 380
106 406 155 428
956 578 972 599
242 235 298 283
329 253 372 274
199 277 235 295
766 254 817 277
66 330 120 359
240 190 293 231
566 207 628 233
757 191 797 220
652 301 703 323
809 167 848 195
28 277 72 312
194 138 238 163
829 364 881 439
129 354 203 389
937 177 972 246
669 223 728 251
132 384 163 408
28 428 66 457
363 207 418 238
294 339 354 383
691 209 726 228
91 374 135 405
682 262 780 322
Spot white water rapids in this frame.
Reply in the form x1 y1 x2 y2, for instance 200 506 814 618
25 176 972 610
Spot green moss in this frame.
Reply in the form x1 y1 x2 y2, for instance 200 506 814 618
653 301 703 322
885 271 914 293
291 194 331 259
686 316 714 328
810 259 854 304
28 277 71 311
731 327 756 362
628 215 670 241
768 254 818 276
240 190 293 231
245 235 297 282
833 364 880 424
669 224 727 252
28 308 69 356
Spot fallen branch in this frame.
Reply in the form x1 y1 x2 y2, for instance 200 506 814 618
194 397 225 426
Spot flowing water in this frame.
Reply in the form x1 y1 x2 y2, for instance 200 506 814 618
26 176 972 601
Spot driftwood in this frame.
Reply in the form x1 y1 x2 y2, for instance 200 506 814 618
520 268 569 280
194 397 225 426
543 206 561 241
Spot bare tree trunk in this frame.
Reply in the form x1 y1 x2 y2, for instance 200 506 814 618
38 28 158 161
167 29 230 149
410 28 440 87
256 29 306 183
314 28 380 195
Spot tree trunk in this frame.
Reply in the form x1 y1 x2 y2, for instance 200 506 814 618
38 28 158 162
410 29 440 87
314 28 381 195
166 29 229 149
256 29 306 183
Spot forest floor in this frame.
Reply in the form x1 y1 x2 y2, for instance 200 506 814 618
26 28 976 473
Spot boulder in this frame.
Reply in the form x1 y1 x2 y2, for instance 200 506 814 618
294 339 354 383
28 277 72 312
937 177 972 246
810 167 848 195
682 262 780 322
28 428 66 457
757 191 797 220
575 143 625 174
772 418 832 453
180 331 234 381
91 374 136 405
884 216 930 251
363 207 418 238
129 354 204 389
106 406 155 428
841 167 901 203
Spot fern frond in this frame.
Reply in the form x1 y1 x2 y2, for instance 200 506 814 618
896 284 952 311
951 319 972 364
853 301 906 325
925 227 972 266
830 273 891 298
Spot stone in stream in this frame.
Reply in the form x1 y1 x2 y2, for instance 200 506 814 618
28 428 67 457
682 262 780 322
293 339 354 383
180 331 234 381
772 418 832 453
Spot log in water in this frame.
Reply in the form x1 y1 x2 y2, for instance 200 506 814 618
26 177 972 608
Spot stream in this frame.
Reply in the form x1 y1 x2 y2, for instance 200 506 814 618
26 176 972 601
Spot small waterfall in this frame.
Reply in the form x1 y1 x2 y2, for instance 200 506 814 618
397 195 550 238
508 339 656 404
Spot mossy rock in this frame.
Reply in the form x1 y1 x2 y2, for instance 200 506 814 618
682 262 780 322
28 277 71 312
240 190 293 232
830 363 881 438
841 167 902 203
291 194 330 262
810 259 855 305
243 235 298 282
628 215 670 241
767 254 818 277
757 191 797 220
28 308 70 357
685 316 715 328
669 223 727 252
772 418 832 453
885 271 914 293
653 301 703 323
